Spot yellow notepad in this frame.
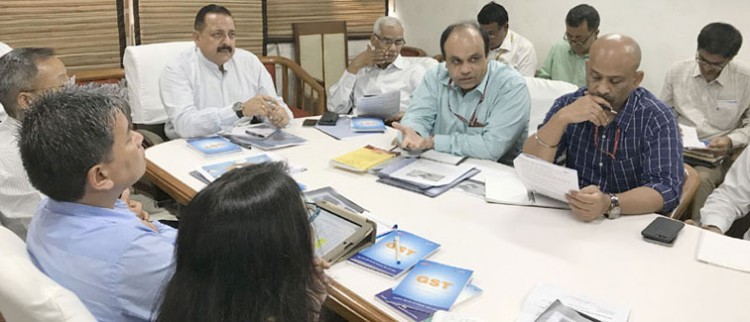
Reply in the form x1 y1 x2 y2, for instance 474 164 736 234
331 145 397 172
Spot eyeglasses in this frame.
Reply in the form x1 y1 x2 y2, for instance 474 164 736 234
563 31 595 46
695 52 730 71
447 79 489 127
594 126 621 160
21 75 76 93
209 31 236 40
306 202 321 223
374 33 406 47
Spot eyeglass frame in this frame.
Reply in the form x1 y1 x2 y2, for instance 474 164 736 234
373 33 406 47
20 75 76 93
563 31 596 46
695 51 731 71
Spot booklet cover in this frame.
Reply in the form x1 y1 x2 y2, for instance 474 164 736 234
349 230 440 278
376 283 483 321
197 154 273 182
389 260 474 312
186 136 242 157
351 117 386 133
331 145 398 172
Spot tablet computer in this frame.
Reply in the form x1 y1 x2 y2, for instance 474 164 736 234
310 200 376 263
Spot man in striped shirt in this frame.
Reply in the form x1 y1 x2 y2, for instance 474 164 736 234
523 34 684 221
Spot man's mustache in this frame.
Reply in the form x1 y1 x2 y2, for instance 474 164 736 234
217 45 233 53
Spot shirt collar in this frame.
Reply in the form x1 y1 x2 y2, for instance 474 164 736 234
576 87 641 132
566 42 589 59
499 31 513 53
195 46 232 73
691 60 732 86
45 198 136 222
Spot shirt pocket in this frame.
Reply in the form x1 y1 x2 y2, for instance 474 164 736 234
705 100 741 130
607 157 640 192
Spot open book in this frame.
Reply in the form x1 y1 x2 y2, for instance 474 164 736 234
485 171 569 209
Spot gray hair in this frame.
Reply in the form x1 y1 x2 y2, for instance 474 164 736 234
373 16 404 36
0 48 56 119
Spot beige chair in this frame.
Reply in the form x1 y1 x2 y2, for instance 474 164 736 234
670 164 700 220
292 21 348 105
260 56 327 117
0 225 95 322
523 77 579 134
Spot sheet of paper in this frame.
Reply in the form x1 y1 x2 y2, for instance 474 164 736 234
517 284 630 322
432 311 487 322
696 230 750 273
513 154 579 202
421 149 467 165
680 124 706 149
485 173 570 209
389 158 475 187
355 91 400 118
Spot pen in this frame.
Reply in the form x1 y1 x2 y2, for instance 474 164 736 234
393 224 401 265
244 130 268 139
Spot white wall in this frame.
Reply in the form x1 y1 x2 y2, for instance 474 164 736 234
392 0 750 94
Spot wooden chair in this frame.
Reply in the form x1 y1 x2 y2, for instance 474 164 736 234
260 56 326 117
292 21 348 96
670 163 700 220
400 46 427 57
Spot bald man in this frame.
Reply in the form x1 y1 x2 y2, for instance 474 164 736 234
394 22 530 162
523 34 684 221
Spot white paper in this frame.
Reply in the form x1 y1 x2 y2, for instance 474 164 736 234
680 124 706 149
485 173 569 209
389 159 475 187
696 230 750 273
355 91 400 118
513 154 579 202
517 284 630 322
422 149 467 165
432 311 487 322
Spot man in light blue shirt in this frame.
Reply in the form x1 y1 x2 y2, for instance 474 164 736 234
393 22 530 163
20 84 176 322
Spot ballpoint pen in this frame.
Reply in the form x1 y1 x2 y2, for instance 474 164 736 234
244 130 268 139
393 224 401 265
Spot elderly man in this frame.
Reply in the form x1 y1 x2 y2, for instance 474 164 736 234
523 34 684 221
661 22 750 222
537 4 600 87
22 85 176 321
161 4 292 139
393 22 530 163
477 1 537 77
328 16 430 118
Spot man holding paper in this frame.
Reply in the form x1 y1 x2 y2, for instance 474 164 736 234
661 23 750 221
394 22 530 163
523 34 684 221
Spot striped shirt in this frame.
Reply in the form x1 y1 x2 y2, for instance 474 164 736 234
541 87 685 213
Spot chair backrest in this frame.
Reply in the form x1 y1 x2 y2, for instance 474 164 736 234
292 21 348 93
260 56 326 117
524 77 579 133
123 41 194 127
0 225 95 322
400 46 427 57
670 164 700 220
401 56 439 71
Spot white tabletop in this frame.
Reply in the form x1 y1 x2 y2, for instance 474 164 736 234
146 119 750 322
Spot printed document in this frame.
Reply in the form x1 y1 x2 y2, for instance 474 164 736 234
518 284 630 322
513 154 579 202
356 91 400 119
696 230 750 273
390 159 475 187
680 125 706 149
485 172 569 209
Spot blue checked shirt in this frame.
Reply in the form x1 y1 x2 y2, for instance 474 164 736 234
541 87 684 213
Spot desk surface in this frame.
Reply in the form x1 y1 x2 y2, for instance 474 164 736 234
145 119 750 322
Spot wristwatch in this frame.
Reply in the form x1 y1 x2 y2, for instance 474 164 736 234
605 193 621 219
232 101 244 118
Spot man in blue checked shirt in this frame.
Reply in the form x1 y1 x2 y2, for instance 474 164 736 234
523 34 684 222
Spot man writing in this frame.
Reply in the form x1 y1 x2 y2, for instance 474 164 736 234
523 34 684 221
161 4 292 139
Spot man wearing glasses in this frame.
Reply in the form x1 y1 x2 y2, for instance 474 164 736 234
477 1 537 77
161 4 292 139
523 35 684 222
537 4 599 87
661 22 750 222
393 22 530 163
327 16 432 119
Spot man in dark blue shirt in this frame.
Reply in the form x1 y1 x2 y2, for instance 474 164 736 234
523 34 684 221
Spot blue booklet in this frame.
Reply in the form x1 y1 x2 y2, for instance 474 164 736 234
376 283 483 321
389 260 474 312
351 117 386 133
196 154 273 182
186 136 242 157
348 230 440 278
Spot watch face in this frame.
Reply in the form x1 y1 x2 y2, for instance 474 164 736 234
609 207 621 219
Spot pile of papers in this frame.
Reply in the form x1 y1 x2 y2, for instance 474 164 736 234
680 125 725 168
518 284 630 322
223 123 306 150
376 158 480 197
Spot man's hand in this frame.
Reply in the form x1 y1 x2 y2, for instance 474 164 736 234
556 94 614 127
566 185 610 222
707 136 733 155
347 45 388 74
121 188 157 232
242 95 275 118
392 122 434 151
685 219 723 234
265 100 289 127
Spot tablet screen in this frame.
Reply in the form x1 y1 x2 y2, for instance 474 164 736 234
311 207 361 258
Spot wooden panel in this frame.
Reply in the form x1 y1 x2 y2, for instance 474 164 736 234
0 0 121 72
137 1 263 54
267 0 385 41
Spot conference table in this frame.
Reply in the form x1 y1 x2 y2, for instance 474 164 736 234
144 118 750 321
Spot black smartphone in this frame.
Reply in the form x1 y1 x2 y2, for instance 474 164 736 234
317 111 339 126
302 119 318 127
641 216 685 246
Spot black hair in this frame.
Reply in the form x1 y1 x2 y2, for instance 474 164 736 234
18 84 130 202
698 22 743 58
0 48 56 119
566 4 600 31
194 4 233 31
477 1 509 26
439 22 490 59
156 162 324 322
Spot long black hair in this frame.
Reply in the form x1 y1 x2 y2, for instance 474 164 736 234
156 162 323 321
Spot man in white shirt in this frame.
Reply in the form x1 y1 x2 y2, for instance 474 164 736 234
477 1 537 77
161 4 292 139
0 41 12 122
661 22 750 221
327 16 430 119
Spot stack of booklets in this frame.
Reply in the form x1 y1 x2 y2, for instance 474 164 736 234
222 123 306 150
191 153 305 184
376 260 479 321
349 230 440 277
376 158 480 197
186 136 242 158
351 117 386 133
330 145 399 172
684 148 725 168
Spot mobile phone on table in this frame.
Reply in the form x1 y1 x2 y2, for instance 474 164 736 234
641 216 685 246
302 119 318 127
317 111 339 126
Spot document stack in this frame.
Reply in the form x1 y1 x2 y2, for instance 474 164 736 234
222 123 306 150
349 230 440 278
376 158 480 197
